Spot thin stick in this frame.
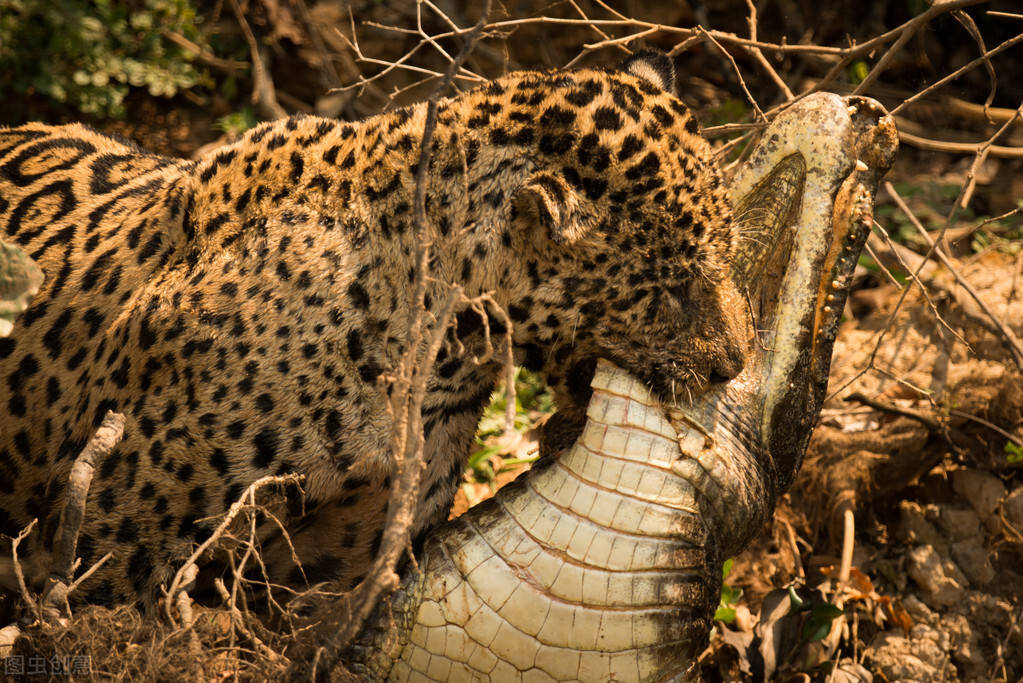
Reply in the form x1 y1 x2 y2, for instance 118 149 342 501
952 10 997 119
949 409 1023 449
845 392 946 434
292 4 493 675
160 30 249 71
745 0 793 100
66 552 113 595
11 519 39 622
366 0 988 59
698 28 765 121
164 473 305 621
852 22 920 96
781 519 805 581
896 128 1023 159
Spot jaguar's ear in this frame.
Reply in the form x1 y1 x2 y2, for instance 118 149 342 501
621 49 675 93
513 171 586 245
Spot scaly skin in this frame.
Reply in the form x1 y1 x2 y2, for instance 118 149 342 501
345 93 898 681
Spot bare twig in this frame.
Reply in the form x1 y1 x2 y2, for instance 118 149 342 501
949 409 1023 449
161 30 249 71
744 0 793 100
895 125 1023 159
292 0 343 89
808 0 990 97
845 391 946 434
215 577 281 661
293 4 494 676
12 520 40 623
698 27 765 121
65 552 113 596
164 473 305 623
852 21 920 96
41 411 124 617
953 9 997 119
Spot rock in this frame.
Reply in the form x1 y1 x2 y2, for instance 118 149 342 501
945 613 986 681
964 593 1015 630
932 505 994 585
937 506 983 541
898 501 946 548
901 594 936 624
865 627 953 682
951 469 1005 521
950 538 995 586
906 544 969 608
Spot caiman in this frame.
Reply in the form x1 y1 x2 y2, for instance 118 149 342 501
343 92 898 681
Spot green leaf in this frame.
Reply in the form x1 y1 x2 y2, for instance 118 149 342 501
714 606 736 623
1005 441 1023 464
848 60 869 84
720 582 742 606
801 603 844 643
787 585 804 610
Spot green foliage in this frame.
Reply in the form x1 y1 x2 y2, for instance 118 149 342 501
795 590 844 643
476 367 553 441
467 368 551 484
216 107 259 136
847 60 870 85
0 0 214 117
706 99 749 127
1006 440 1023 465
714 558 742 623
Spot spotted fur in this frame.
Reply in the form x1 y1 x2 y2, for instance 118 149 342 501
0 52 745 606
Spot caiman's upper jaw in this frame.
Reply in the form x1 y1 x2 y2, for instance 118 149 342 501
728 94 898 489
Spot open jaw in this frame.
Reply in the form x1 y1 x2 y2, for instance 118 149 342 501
342 94 897 682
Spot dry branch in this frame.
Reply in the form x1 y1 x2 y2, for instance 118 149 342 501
50 412 124 586
11 520 40 623
229 0 288 120
160 29 249 72
290 2 495 677
43 411 125 617
163 473 305 624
